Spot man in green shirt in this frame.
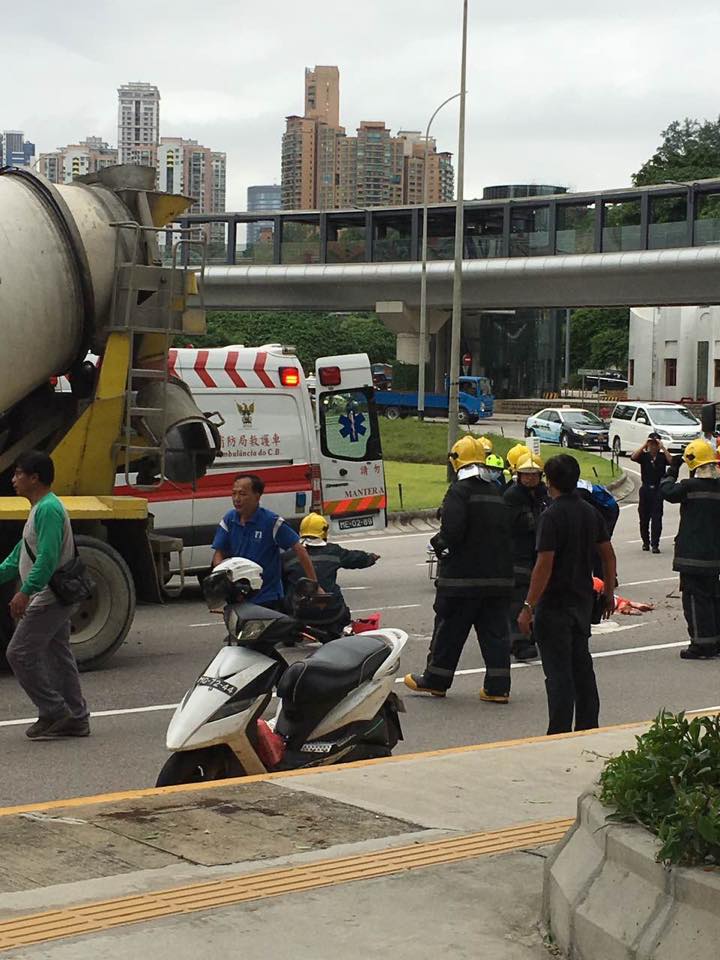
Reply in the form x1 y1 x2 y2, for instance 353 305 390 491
2 451 89 739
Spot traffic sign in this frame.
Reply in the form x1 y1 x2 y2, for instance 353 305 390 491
577 368 605 377
462 353 472 365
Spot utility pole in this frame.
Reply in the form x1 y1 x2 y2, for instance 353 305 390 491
447 0 469 454
418 92 461 420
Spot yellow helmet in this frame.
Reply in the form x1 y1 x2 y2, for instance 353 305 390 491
449 435 486 472
683 439 717 471
299 512 329 540
516 453 544 473
507 443 529 470
476 436 493 454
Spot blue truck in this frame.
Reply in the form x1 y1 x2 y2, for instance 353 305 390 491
373 376 494 424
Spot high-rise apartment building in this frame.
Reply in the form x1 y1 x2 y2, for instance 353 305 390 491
1 131 34 167
304 66 340 127
397 131 454 205
247 184 282 247
156 137 226 242
117 82 160 166
281 67 454 211
38 137 118 183
281 115 318 209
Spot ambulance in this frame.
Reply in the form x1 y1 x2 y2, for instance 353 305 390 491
122 346 388 574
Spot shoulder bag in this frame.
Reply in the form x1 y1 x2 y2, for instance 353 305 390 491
24 538 95 606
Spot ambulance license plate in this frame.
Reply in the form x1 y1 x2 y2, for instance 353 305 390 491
338 514 375 531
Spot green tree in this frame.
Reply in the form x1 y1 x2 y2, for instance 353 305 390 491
570 308 629 376
633 117 720 186
178 311 396 371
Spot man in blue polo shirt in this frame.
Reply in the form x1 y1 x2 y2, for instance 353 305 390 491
211 473 318 609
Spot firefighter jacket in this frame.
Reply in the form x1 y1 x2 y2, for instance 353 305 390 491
282 541 376 598
431 475 514 597
660 474 720 575
503 481 550 585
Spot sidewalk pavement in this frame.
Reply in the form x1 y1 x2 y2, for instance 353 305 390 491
0 718 673 959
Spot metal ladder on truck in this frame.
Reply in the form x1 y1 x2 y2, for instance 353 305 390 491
109 221 207 595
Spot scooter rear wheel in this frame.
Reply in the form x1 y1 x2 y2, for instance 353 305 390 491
156 746 244 786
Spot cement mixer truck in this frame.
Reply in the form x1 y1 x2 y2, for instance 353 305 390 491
0 163 219 669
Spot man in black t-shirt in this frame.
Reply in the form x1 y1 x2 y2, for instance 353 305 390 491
631 432 671 553
517 455 616 735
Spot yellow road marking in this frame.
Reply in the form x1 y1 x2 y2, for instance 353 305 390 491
0 818 572 952
0 709 715 821
0 716 670 819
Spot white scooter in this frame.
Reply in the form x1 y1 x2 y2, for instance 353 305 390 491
156 558 407 786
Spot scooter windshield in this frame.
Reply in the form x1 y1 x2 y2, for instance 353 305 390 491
224 602 298 648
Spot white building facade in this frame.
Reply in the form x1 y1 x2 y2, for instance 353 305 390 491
117 82 160 166
38 137 118 183
628 306 720 403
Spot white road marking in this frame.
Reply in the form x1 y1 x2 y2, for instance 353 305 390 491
189 601 421 627
342 586 369 591
337 531 436 546
625 535 673 544
0 629 697 731
619 576 677 587
353 604 421 613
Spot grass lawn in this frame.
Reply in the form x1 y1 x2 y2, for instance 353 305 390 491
381 417 622 511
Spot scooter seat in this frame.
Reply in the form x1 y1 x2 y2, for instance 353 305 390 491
277 634 390 706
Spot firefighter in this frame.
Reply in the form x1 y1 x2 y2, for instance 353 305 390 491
507 443 530 474
485 453 508 489
404 435 514 702
660 439 720 659
282 512 379 626
503 453 549 660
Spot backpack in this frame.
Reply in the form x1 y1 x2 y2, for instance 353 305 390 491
577 480 619 536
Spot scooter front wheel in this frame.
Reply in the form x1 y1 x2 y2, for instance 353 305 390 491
155 746 244 786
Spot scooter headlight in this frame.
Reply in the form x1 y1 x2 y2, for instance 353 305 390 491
240 620 271 642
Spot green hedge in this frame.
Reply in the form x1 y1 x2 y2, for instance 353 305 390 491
599 711 720 866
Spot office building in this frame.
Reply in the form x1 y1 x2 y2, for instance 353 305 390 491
117 82 160 166
38 137 118 183
281 66 454 211
1 131 34 167
247 184 282 247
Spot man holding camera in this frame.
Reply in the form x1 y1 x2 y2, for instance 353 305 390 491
631 433 672 554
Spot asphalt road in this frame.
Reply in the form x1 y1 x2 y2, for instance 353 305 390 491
1 456 717 808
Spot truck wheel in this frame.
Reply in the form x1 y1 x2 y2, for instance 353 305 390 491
70 536 136 671
384 406 401 421
458 408 470 425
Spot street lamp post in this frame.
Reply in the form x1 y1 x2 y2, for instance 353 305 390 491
418 92 462 420
447 0 469 456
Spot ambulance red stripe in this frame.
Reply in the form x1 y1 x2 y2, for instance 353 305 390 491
194 350 217 388
224 351 247 388
114 465 311 503
254 351 275 388
168 349 177 377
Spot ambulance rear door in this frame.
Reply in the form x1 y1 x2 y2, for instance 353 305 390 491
315 353 387 536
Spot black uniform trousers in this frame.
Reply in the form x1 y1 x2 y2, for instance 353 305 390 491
680 573 720 655
424 592 511 696
534 600 599 735
509 583 536 656
638 485 664 548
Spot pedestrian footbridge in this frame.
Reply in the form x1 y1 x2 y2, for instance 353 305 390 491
184 179 720 311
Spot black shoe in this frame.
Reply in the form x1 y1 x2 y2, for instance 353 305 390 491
515 645 538 661
25 712 71 740
403 673 447 697
680 645 717 660
44 715 91 738
652 546 661 554
642 542 650 552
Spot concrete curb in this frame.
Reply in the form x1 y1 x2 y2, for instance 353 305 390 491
385 468 630 524
544 792 720 959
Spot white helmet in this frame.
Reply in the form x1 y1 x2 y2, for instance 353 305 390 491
202 557 264 610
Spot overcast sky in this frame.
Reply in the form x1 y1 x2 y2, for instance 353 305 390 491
4 0 720 209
